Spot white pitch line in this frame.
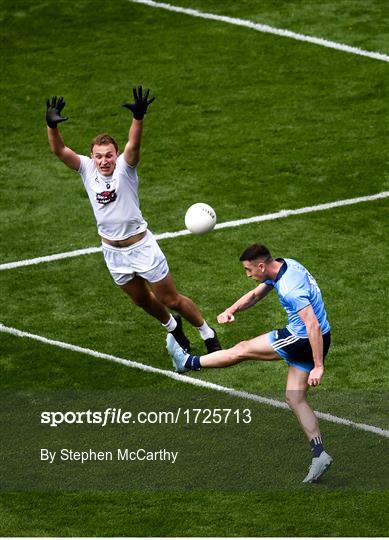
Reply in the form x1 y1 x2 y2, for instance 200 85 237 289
1 191 388 271
129 0 389 63
1 322 388 439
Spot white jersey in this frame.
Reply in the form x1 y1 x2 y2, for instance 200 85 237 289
78 154 148 241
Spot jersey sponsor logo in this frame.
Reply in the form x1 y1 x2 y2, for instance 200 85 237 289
96 189 117 205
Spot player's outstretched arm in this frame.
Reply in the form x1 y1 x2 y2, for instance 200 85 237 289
217 283 273 324
122 85 156 167
46 96 80 171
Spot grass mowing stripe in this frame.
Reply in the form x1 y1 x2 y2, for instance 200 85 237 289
1 191 388 271
129 0 389 63
1 322 388 438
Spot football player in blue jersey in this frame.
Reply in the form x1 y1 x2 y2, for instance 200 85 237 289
166 243 333 483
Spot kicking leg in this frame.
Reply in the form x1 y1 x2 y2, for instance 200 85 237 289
200 333 280 367
167 332 280 373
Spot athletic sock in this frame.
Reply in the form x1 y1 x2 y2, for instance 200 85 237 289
161 315 177 333
310 435 324 458
197 321 215 340
184 355 201 371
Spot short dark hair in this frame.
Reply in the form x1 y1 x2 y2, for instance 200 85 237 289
239 244 272 262
90 133 119 154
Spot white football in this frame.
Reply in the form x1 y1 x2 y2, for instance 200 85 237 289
185 203 217 235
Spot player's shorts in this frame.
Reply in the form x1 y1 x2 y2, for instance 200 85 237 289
101 230 170 286
267 327 331 373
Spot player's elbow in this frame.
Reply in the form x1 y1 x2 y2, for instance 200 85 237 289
51 147 64 159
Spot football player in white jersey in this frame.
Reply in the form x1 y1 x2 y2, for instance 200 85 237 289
167 243 333 483
46 87 221 354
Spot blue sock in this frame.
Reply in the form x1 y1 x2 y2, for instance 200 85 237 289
185 355 201 371
310 435 324 458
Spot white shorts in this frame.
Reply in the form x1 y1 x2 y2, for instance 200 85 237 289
102 230 170 286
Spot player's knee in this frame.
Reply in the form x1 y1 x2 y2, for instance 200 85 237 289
162 294 182 310
285 390 306 410
230 341 251 361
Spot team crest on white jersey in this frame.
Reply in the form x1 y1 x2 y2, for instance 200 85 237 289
96 189 117 205
91 175 119 206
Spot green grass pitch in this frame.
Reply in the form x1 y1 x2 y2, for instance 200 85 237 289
0 0 388 536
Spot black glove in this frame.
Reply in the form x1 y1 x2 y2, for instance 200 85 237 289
121 86 155 120
46 96 68 128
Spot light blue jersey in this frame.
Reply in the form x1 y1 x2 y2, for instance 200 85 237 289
265 258 330 338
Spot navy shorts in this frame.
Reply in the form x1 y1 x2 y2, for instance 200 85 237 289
268 327 331 373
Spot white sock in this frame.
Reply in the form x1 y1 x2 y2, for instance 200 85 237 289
197 321 215 340
161 315 177 332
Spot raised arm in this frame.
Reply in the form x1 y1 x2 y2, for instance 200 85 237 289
217 283 273 324
121 86 156 167
46 96 80 171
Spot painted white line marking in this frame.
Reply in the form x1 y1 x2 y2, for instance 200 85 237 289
1 322 388 438
1 191 388 271
129 0 389 63
0 246 103 272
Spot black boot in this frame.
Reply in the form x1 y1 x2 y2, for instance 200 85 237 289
204 328 222 353
170 314 191 353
